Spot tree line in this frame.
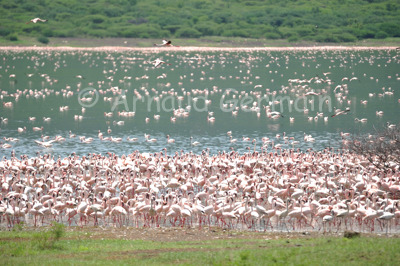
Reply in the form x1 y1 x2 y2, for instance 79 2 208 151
1 0 399 43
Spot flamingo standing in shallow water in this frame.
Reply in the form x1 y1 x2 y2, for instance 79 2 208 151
190 136 200 146
167 135 175 144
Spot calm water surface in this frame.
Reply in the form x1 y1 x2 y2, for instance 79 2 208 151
0 48 399 158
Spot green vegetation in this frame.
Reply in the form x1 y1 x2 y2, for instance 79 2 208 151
1 227 400 265
37 35 49 44
0 0 399 44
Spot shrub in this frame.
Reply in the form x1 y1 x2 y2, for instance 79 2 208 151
265 32 281 40
8 35 18 41
222 29 250 38
21 3 36 12
212 11 233 24
86 29 113 38
279 26 297 38
42 29 54 37
315 34 340 43
53 30 68 37
375 31 388 39
90 23 107 30
164 25 182 35
55 12 72 21
356 29 375 39
33 222 65 249
338 33 357 42
104 7 123 17
12 222 25 231
195 22 221 36
51 26 79 37
22 25 41 33
379 22 400 37
347 124 400 172
89 15 107 24
175 27 202 38
0 28 11 36
121 24 166 38
52 222 65 240
288 35 300 42
37 36 49 44
344 231 361 238
296 25 316 37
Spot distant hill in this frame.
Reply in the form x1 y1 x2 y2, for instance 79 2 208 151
1 0 399 43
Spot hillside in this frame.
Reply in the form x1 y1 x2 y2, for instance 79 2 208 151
1 0 399 43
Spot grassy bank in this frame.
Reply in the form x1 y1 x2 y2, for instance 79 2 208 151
1 226 399 265
1 36 399 48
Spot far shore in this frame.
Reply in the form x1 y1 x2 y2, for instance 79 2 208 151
0 45 398 52
0 36 399 51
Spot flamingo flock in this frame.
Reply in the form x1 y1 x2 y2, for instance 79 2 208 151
0 146 399 233
0 47 399 233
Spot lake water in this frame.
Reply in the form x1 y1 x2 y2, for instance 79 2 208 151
0 47 399 158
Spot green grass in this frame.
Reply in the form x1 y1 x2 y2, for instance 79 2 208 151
1 228 399 265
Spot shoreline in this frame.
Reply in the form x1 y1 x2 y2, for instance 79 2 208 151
0 45 398 52
1 36 399 51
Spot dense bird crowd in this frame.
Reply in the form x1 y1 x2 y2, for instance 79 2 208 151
1 147 399 233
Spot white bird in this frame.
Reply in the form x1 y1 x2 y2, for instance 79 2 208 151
154 39 177 47
190 136 200 146
145 134 157 143
378 212 395 221
331 108 350 118
354 118 367 123
149 58 171 68
34 139 56 148
167 135 175 144
26 18 47 24
32 126 43 131
127 136 138 142
387 122 396 129
17 127 26 133
304 91 321 96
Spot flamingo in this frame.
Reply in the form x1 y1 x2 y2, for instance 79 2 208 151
354 118 367 123
127 136 138 142
207 116 215 122
167 135 175 144
26 18 47 24
331 108 350 118
387 122 396 129
322 209 334 232
145 134 157 143
230 135 237 143
34 139 56 148
276 199 291 231
335 201 350 232
154 39 179 47
149 58 172 68
18 127 26 133
32 126 44 131
190 136 200 146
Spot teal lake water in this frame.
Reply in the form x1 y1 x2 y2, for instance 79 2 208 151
0 48 399 157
